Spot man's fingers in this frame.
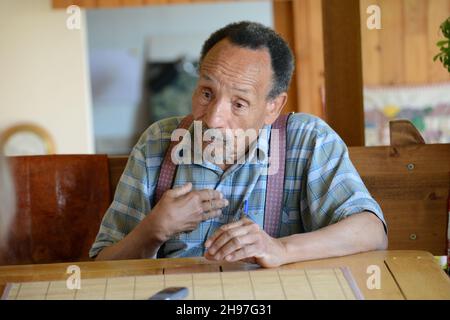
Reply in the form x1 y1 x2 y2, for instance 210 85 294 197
195 189 223 201
206 223 255 254
224 244 259 262
202 209 222 221
211 233 258 260
204 219 247 248
201 199 229 212
168 182 192 198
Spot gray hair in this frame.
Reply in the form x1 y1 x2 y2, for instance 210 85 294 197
200 21 295 100
0 151 15 245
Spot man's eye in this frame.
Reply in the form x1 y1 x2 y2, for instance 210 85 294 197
234 102 246 109
201 89 212 100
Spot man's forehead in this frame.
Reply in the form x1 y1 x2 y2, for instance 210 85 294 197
204 39 270 65
201 73 253 90
199 42 272 92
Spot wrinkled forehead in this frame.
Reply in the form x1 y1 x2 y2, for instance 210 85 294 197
199 39 273 93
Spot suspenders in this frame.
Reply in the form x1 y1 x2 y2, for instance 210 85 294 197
154 114 289 238
154 114 194 203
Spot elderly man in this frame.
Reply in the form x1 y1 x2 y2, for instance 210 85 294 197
90 21 387 268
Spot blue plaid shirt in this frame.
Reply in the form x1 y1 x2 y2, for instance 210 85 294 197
90 113 386 258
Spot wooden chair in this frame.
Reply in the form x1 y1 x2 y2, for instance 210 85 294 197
349 121 449 255
0 155 111 265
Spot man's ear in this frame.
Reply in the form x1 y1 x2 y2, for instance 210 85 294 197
264 92 288 125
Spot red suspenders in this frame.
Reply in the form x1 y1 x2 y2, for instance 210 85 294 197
154 114 289 238
154 114 194 203
264 114 289 237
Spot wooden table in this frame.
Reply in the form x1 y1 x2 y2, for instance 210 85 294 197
0 250 449 300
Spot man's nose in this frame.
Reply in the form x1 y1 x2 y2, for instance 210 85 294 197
204 97 228 129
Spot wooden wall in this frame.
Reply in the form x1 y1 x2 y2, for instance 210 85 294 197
275 0 450 119
273 0 325 117
360 0 450 86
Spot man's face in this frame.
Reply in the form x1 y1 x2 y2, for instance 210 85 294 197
192 38 275 134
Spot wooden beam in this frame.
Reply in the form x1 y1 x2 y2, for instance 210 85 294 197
322 0 365 146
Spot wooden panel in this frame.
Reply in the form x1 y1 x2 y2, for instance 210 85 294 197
348 144 450 174
292 0 325 118
361 0 450 86
360 0 381 85
97 0 121 7
307 0 325 117
122 0 143 6
379 0 405 85
385 256 450 299
403 0 428 84
273 0 298 115
363 174 448 254
322 0 365 146
274 0 325 117
293 0 312 115
52 0 97 7
1 155 112 265
349 144 450 255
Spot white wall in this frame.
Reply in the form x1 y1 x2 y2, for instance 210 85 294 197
0 0 94 154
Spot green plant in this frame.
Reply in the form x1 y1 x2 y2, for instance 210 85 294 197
434 17 450 72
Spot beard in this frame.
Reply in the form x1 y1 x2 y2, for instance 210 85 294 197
200 124 255 165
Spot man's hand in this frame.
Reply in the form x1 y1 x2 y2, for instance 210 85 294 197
148 183 229 242
204 218 287 268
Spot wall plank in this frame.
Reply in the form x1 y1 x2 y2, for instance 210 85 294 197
307 0 325 117
293 0 313 116
273 0 298 114
378 0 405 85
53 0 98 8
292 0 324 118
122 0 143 6
360 0 381 85
403 0 429 84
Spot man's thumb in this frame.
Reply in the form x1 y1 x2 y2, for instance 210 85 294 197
169 182 192 198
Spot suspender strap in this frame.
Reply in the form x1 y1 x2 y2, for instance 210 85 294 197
154 114 193 204
154 113 290 238
264 114 289 237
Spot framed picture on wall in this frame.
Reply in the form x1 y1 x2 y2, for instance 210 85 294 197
0 123 56 156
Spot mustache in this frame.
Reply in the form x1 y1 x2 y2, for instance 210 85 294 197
201 125 236 142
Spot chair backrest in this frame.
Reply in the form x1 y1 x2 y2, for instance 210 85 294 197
0 155 111 265
349 144 449 255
